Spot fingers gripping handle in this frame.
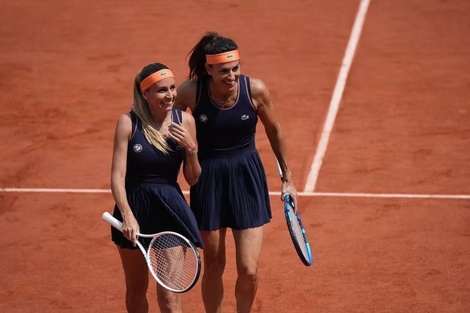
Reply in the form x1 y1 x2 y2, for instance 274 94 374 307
101 212 153 238
102 212 123 231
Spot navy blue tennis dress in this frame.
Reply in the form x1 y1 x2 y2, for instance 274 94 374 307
111 109 203 249
190 74 272 230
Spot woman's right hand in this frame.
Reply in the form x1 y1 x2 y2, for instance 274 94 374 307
121 215 140 246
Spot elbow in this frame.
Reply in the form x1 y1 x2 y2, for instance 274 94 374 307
187 177 199 187
186 169 201 186
187 172 200 186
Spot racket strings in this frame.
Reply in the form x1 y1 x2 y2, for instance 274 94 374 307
288 211 311 261
147 234 198 291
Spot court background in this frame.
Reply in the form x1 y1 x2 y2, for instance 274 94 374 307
1 0 469 312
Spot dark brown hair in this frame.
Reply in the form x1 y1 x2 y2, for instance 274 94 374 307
187 32 238 80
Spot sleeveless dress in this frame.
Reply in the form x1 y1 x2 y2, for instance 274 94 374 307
190 74 272 230
111 109 203 249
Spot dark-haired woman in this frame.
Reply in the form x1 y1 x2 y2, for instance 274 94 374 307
175 32 299 313
110 63 203 313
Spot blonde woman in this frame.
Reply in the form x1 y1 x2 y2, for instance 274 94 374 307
110 63 203 313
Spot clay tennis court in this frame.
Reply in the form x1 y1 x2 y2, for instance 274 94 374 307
1 0 469 312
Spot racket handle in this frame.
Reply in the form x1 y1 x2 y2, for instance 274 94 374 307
102 212 123 231
275 157 283 180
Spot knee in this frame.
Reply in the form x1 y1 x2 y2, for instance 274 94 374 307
157 286 181 312
125 275 149 298
237 264 259 283
204 255 226 277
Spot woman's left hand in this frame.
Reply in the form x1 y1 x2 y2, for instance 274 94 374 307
168 122 196 152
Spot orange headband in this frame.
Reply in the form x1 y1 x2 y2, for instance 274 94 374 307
140 69 175 92
206 50 240 65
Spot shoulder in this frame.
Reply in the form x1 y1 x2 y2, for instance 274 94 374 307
178 79 198 91
248 77 272 107
117 111 132 126
115 112 133 139
175 79 198 110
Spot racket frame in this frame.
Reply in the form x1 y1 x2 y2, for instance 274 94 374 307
275 157 313 266
283 194 313 266
101 212 201 292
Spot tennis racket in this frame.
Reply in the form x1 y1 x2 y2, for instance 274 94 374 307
102 212 201 293
275 159 313 266
282 194 313 266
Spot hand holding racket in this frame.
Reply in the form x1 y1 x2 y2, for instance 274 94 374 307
102 212 201 293
275 158 313 266
276 160 299 211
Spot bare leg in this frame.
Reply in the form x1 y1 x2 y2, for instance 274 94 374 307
232 227 264 313
118 247 150 313
200 229 227 313
157 284 182 313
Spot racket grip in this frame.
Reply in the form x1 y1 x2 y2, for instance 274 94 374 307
101 212 123 231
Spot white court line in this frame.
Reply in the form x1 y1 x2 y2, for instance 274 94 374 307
1 188 469 199
304 0 371 192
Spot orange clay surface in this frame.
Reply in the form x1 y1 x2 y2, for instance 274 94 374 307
1 0 469 312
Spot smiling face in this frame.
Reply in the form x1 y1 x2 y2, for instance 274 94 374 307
206 60 240 92
142 77 177 112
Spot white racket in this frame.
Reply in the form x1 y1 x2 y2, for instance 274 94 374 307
102 212 201 293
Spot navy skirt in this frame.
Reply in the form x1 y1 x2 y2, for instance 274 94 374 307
111 183 204 249
190 149 272 231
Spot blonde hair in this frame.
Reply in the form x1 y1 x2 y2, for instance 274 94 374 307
132 63 171 154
